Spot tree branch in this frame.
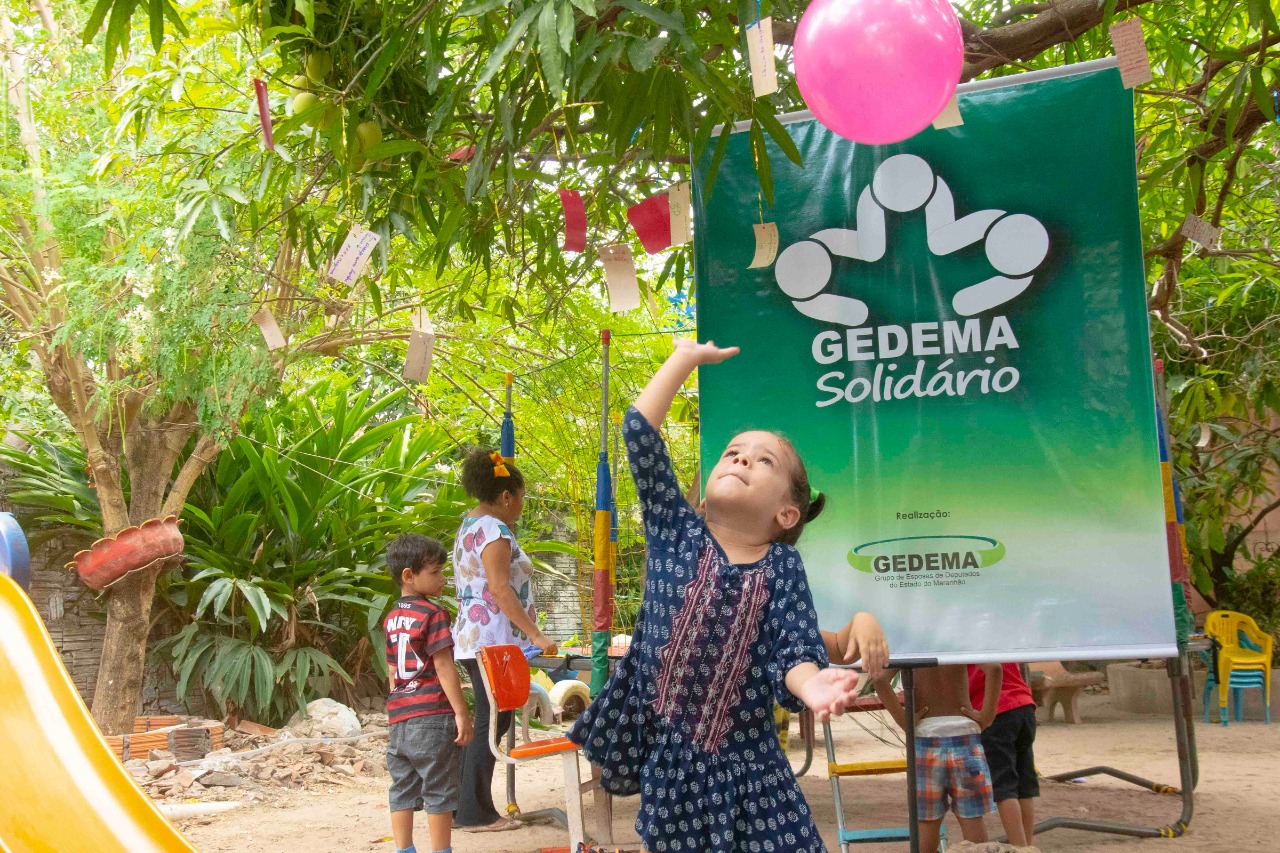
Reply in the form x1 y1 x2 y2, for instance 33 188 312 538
1224 494 1280 563
160 435 221 517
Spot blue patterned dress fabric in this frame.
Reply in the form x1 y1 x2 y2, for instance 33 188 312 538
569 407 829 852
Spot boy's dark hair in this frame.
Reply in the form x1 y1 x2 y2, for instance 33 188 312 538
460 447 526 503
386 534 447 583
773 434 826 547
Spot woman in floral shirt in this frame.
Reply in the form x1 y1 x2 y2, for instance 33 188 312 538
452 449 557 833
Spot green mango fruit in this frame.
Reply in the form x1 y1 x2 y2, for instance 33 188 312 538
305 51 332 84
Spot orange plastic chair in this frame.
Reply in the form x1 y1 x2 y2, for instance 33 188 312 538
1204 611 1273 722
477 644 596 850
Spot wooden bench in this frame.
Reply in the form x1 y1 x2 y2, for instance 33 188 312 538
1030 661 1105 723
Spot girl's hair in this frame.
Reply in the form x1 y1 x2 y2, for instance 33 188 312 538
772 434 826 546
461 448 526 503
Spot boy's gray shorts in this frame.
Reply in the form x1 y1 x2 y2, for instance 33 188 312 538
387 714 461 813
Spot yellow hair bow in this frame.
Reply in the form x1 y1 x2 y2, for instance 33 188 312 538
490 451 510 478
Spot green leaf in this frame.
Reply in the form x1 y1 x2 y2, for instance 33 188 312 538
615 0 685 35
81 0 115 46
557 0 575 54
568 0 596 15
628 35 669 72
754 104 802 167
538 2 565 96
104 0 137 73
238 580 272 632
295 0 316 33
458 0 509 15
702 121 733 202
362 140 426 160
749 120 773 207
148 0 163 51
475 3 544 91
211 198 233 242
1251 68 1275 122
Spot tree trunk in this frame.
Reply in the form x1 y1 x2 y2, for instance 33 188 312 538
89 569 159 734
87 428 219 734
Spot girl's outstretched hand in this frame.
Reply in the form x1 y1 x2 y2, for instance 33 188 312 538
795 667 862 723
673 338 739 365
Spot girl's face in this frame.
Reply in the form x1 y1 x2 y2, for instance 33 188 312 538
704 431 801 536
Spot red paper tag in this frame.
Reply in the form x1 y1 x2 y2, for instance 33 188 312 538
627 193 673 254
252 79 274 151
558 189 587 253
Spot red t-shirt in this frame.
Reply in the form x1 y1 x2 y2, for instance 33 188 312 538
384 596 454 724
968 663 1035 715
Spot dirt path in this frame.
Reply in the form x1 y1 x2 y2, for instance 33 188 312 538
180 694 1277 852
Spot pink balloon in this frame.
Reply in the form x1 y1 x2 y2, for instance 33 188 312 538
794 0 964 145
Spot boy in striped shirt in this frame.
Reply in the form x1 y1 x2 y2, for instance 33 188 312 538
384 534 473 853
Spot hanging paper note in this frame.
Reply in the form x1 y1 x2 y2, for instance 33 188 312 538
1180 213 1221 249
932 96 963 130
1110 18 1153 88
326 224 380 285
403 309 436 383
252 78 274 151
669 181 692 246
746 17 778 98
599 244 640 313
748 222 779 268
558 189 587 253
252 307 286 350
627 194 673 254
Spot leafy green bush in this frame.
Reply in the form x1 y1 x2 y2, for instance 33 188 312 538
154 379 469 724
1219 557 1280 642
0 434 103 557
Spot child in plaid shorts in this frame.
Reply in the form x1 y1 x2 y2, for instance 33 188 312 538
875 664 1003 853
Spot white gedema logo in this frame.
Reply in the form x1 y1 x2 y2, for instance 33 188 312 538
772 154 1052 408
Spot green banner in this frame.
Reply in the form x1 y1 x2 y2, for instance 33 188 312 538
693 64 1178 662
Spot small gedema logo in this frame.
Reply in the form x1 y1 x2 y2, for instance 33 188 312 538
848 535 1006 574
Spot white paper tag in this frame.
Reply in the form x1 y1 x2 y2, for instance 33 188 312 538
1110 18 1154 88
669 181 692 247
326 224 381 285
599 244 641 313
746 17 778 98
252 308 286 351
748 223 779 269
932 96 963 130
1180 213 1221 249
403 309 436 383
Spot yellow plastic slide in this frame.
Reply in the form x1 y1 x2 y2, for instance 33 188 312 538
0 573 196 852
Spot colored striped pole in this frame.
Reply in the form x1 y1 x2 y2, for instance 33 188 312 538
500 372 516 460
591 330 615 695
1155 360 1193 647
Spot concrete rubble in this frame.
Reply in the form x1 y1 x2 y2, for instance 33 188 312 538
125 710 390 805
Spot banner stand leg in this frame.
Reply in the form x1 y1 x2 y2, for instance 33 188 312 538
903 668 919 853
995 650 1198 842
893 658 937 853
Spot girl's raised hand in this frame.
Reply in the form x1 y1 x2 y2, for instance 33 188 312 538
795 667 862 723
673 338 740 365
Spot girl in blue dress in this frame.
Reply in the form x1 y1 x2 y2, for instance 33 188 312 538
570 338 874 853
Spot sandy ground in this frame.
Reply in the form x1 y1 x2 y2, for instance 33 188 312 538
180 694 1277 853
